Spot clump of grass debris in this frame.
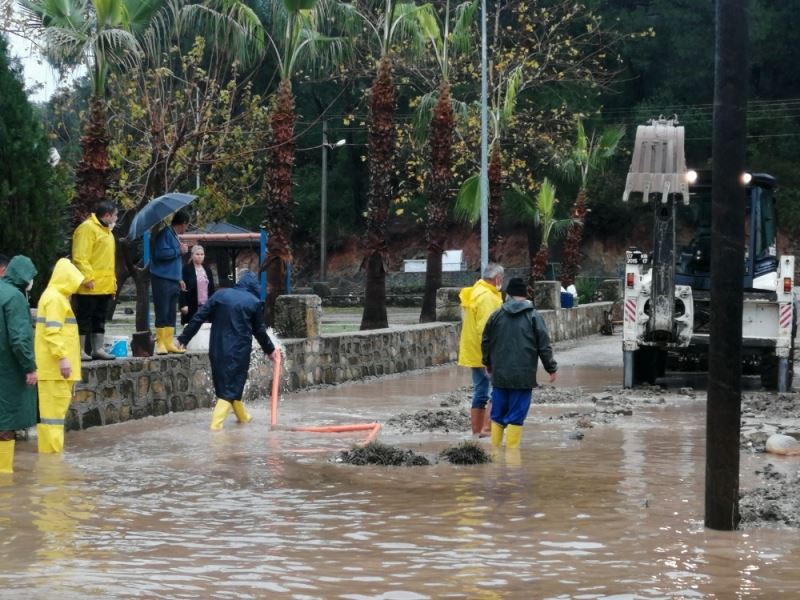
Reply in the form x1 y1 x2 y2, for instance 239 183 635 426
440 441 492 465
338 442 430 466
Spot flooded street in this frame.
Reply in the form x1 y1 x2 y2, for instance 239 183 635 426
2 335 799 598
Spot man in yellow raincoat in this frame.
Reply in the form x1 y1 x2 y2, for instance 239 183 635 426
35 258 84 453
72 201 117 360
457 263 504 437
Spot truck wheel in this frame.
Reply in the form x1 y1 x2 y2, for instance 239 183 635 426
760 351 779 390
633 348 658 385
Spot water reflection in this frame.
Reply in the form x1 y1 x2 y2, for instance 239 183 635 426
0 363 797 598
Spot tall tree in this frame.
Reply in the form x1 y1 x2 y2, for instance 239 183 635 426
0 35 69 291
558 117 624 288
414 0 475 322
356 0 426 330
454 0 625 260
259 0 355 324
21 0 155 226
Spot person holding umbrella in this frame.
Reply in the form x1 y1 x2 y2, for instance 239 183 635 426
151 210 190 354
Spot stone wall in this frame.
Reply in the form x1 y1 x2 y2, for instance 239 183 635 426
68 303 610 431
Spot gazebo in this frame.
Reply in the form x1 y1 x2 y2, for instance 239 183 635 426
179 222 264 291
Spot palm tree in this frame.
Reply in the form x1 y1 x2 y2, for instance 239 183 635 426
453 66 523 259
414 0 475 323
355 0 427 330
507 179 573 288
260 0 355 324
21 0 157 226
559 118 624 288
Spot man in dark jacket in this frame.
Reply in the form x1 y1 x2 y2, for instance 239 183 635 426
0 255 38 472
481 277 557 449
177 270 278 430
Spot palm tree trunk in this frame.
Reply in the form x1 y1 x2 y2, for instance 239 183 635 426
360 58 396 330
530 243 550 284
264 79 296 325
488 143 502 260
420 81 454 323
560 188 587 288
73 97 110 227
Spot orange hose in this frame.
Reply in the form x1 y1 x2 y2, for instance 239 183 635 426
290 423 379 433
270 349 282 427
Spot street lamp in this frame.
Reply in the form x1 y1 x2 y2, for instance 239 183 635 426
320 119 347 282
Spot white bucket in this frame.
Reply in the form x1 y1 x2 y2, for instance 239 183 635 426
186 323 211 352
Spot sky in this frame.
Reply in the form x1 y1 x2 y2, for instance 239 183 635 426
6 29 69 102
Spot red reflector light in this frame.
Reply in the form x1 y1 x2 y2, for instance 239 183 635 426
784 277 792 293
626 273 635 288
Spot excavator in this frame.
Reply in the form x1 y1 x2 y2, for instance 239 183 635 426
621 117 796 391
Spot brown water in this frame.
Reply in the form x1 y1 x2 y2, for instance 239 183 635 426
2 353 799 598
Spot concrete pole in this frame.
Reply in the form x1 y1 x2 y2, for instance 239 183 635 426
706 0 748 531
479 0 489 274
320 120 328 282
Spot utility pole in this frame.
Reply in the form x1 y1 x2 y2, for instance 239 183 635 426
706 0 748 531
479 0 489 274
320 120 329 281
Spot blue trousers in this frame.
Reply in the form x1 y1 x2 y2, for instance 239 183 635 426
151 274 180 328
490 388 533 426
471 367 491 409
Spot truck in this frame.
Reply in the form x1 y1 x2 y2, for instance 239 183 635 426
621 118 796 391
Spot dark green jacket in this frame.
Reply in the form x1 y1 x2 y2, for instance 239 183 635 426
0 256 38 431
481 299 557 389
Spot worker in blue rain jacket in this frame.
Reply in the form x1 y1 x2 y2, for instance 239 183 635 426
177 270 278 430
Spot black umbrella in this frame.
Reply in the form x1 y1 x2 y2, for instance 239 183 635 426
126 193 197 240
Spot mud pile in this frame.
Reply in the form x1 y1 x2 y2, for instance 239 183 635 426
338 442 430 466
740 391 800 452
386 409 470 433
740 464 800 528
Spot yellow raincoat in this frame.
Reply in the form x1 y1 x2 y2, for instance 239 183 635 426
457 279 502 367
35 258 84 381
72 214 116 295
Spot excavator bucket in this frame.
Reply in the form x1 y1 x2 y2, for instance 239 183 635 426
623 117 689 204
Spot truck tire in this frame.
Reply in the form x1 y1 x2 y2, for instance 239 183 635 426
633 348 659 385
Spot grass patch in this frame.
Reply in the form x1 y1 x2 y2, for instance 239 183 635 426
339 442 430 466
440 441 492 465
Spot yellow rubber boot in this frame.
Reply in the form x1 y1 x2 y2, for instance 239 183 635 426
210 400 233 431
505 424 523 449
154 328 167 355
164 327 185 354
0 440 15 474
37 424 65 454
231 400 253 424
490 421 505 447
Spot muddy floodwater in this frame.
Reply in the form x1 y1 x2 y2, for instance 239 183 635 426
2 335 799 598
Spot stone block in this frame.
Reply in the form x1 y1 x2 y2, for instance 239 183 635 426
82 407 102 429
137 376 150 397
170 396 184 412
275 294 322 338
73 389 96 403
119 404 131 422
153 399 168 416
436 287 462 322
105 405 119 425
151 378 165 396
534 281 561 310
65 408 80 432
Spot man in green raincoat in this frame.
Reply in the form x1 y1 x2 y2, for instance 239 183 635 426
0 255 38 473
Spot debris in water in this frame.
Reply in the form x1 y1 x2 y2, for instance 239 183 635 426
440 441 492 465
386 409 470 433
567 430 584 440
338 442 430 466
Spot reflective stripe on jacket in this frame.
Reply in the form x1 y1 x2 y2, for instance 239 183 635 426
457 279 502 367
72 214 117 294
35 259 84 381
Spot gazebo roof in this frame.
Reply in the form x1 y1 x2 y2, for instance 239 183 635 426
180 222 261 248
